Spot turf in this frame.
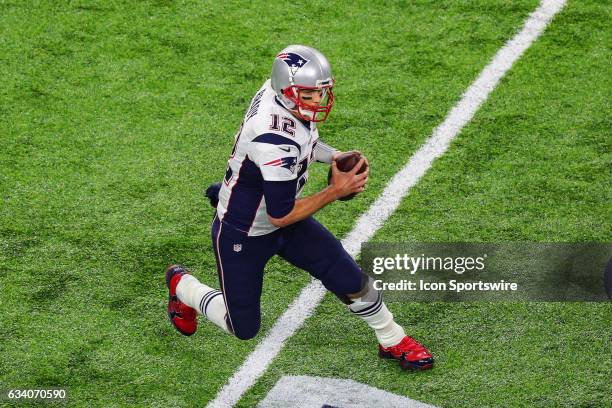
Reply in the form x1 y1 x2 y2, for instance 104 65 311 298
0 0 609 407
240 1 612 407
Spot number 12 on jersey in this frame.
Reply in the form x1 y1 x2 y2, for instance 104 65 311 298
269 114 296 137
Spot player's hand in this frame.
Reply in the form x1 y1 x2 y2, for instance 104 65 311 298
329 154 369 200
352 151 370 174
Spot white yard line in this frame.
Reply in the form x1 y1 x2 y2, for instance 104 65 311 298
258 375 438 407
207 1 567 406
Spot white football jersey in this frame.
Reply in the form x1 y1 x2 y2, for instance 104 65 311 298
216 80 320 236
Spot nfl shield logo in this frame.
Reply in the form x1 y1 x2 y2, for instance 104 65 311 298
233 243 242 252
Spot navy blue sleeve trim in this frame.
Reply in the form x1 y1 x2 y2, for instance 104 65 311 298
263 179 297 219
253 133 301 154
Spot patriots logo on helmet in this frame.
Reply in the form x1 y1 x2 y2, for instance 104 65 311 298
276 52 309 73
263 156 298 173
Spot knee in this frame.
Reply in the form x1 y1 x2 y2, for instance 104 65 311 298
334 271 375 305
228 312 261 340
233 324 260 340
321 254 364 296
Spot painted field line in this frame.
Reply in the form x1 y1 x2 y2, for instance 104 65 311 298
207 1 566 406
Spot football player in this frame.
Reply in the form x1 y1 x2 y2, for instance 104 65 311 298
166 45 433 371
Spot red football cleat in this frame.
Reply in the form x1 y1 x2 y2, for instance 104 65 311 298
166 264 197 336
379 335 434 370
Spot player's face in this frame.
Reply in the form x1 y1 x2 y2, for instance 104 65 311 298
298 89 324 109
288 85 334 122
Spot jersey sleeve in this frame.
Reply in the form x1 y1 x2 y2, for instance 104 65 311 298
313 139 338 164
262 179 297 218
250 132 302 181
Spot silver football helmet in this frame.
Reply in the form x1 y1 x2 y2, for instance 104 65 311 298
270 45 335 122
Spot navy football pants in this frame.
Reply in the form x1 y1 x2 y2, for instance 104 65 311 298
212 216 363 340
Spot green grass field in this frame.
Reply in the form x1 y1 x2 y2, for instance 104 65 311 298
1 1 610 407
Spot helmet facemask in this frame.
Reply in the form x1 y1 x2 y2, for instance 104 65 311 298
282 80 335 123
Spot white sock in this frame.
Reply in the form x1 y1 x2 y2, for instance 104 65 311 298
349 291 405 347
176 274 232 334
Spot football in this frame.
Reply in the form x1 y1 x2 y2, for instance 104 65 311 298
327 151 368 201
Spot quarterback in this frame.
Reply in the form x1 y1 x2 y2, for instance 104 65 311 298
165 45 433 370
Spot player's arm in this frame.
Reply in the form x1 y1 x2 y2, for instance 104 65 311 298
313 140 339 164
267 157 368 228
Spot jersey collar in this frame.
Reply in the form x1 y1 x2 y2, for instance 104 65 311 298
274 96 312 131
